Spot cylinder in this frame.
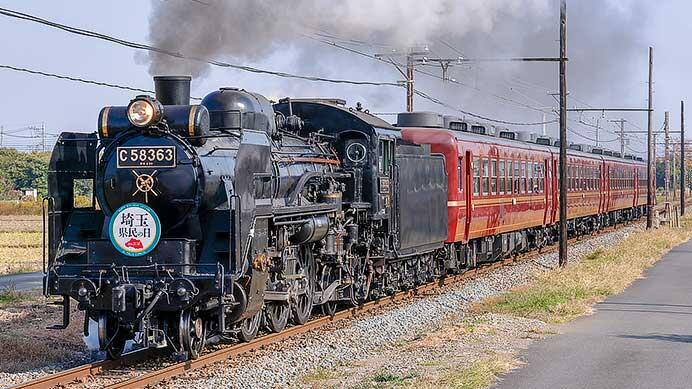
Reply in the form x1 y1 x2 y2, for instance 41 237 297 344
154 76 191 105
289 215 329 244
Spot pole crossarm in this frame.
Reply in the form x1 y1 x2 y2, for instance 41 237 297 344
454 57 564 62
566 108 652 112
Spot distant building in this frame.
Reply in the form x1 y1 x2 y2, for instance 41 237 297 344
19 187 37 200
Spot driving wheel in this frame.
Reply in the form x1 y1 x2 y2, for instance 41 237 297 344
238 311 261 342
264 302 289 333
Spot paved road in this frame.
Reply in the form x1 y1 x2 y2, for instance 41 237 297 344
495 239 692 389
0 271 43 291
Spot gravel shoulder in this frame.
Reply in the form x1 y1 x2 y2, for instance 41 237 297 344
166 225 641 389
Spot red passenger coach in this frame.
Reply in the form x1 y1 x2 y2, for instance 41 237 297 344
397 112 647 264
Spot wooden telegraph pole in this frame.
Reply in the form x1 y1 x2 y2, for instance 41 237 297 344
647 47 655 229
558 0 568 267
664 111 670 201
682 100 686 215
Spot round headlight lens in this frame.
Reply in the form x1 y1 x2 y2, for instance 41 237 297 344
127 98 161 127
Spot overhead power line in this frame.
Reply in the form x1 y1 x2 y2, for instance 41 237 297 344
413 89 557 126
0 6 558 128
0 7 401 88
313 35 552 115
0 64 157 95
311 36 557 126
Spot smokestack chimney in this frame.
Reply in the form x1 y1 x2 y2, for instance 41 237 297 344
154 75 191 105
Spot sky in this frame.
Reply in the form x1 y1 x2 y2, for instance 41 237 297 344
0 0 688 158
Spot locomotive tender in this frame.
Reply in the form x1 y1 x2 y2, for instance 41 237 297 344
43 76 646 359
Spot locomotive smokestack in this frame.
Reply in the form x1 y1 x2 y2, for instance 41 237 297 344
153 75 191 105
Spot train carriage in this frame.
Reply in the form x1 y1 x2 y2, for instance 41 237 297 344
398 111 647 265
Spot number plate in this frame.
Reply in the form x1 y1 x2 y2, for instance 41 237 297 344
117 146 176 168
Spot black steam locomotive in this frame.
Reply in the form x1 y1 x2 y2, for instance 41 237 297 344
44 76 447 359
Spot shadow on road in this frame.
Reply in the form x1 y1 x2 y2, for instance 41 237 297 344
617 333 692 344
599 301 692 309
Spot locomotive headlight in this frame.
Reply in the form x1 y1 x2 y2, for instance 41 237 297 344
127 96 163 127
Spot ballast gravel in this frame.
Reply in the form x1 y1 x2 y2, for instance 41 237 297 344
167 225 640 389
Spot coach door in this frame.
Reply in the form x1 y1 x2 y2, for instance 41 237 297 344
464 151 473 241
605 166 611 212
543 158 552 225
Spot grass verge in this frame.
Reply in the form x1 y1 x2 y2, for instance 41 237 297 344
437 355 516 389
477 218 692 323
0 284 25 305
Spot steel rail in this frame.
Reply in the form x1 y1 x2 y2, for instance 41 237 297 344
13 349 158 389
13 206 672 389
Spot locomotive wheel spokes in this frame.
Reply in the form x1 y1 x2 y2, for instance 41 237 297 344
179 310 206 360
320 301 338 316
238 311 261 342
264 302 289 333
291 248 315 325
317 263 339 316
97 312 127 360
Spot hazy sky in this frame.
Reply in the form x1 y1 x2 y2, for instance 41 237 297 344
0 0 688 157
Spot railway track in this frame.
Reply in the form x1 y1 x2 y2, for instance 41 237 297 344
13 212 670 389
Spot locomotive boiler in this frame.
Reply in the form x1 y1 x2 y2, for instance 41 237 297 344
43 76 448 359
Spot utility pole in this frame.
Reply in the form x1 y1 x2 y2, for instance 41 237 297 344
0 125 3 147
610 118 626 155
543 112 548 136
647 47 654 229
558 0 568 267
375 47 431 112
664 111 670 201
406 53 414 112
682 100 686 215
41 122 46 152
673 143 677 200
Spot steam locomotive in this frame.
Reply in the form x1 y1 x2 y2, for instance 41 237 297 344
44 76 645 360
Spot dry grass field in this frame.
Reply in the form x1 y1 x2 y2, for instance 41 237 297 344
0 287 87 373
0 215 43 275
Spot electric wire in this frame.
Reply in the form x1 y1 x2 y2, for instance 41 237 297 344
311 36 558 126
0 7 402 88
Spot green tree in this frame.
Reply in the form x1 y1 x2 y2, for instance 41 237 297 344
0 148 51 199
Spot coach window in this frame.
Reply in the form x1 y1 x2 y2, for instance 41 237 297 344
513 161 520 194
527 161 533 193
482 158 490 195
528 161 534 193
490 159 497 195
473 157 481 196
590 167 595 190
520 161 526 193
457 157 463 192
481 158 490 196
573 165 578 191
508 160 514 194
590 167 594 190
499 160 506 194
538 163 545 193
